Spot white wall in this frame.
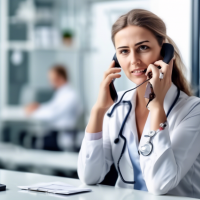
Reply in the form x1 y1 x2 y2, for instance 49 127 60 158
150 0 191 82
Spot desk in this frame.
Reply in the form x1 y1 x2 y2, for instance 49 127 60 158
0 169 197 200
0 107 47 143
0 107 34 122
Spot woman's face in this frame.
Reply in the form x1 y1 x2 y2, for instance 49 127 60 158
114 25 163 85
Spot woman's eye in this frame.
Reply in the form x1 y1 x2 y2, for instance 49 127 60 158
139 45 149 51
120 50 128 54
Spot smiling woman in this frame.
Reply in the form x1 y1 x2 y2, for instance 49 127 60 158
78 8 200 199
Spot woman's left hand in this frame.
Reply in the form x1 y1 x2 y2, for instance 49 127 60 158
144 57 175 109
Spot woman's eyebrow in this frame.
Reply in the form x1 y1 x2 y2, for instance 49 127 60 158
117 40 149 49
135 40 149 46
117 46 129 49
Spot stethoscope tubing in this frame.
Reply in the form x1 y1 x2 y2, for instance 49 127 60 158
107 80 180 185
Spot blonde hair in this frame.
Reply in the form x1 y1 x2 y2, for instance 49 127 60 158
111 9 193 96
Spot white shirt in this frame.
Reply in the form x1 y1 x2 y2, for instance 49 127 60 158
31 83 83 131
78 82 200 198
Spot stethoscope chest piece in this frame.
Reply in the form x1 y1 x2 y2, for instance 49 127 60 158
139 142 153 156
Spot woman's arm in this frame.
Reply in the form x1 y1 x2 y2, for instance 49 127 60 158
149 103 167 131
78 61 121 184
86 60 121 133
77 107 113 185
140 101 200 195
86 105 108 133
142 58 200 195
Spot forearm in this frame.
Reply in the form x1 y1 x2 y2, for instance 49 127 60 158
86 105 107 133
150 102 167 130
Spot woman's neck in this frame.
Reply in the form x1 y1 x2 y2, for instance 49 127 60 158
136 82 148 109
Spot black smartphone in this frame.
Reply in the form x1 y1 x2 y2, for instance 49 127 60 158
110 43 174 102
0 184 6 191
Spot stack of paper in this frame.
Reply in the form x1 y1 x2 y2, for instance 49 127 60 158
18 181 92 195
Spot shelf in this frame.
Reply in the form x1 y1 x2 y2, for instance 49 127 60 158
9 16 54 24
33 46 79 51
3 42 79 52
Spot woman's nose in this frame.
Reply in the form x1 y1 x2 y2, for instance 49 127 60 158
130 52 139 65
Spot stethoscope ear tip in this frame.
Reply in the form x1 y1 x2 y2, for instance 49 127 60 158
114 138 119 144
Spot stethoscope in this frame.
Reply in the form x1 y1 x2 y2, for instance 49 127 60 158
107 79 180 185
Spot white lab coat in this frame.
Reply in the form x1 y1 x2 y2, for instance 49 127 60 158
78 82 200 198
31 83 83 131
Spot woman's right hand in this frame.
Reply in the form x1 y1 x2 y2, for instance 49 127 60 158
94 60 121 111
86 60 121 133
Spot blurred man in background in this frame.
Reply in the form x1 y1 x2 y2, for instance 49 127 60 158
25 65 83 151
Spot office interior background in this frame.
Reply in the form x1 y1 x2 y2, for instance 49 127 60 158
0 0 198 181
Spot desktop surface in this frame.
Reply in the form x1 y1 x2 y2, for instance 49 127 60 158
0 169 197 200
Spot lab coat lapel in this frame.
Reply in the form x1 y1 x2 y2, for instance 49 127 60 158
138 82 178 149
112 95 133 169
118 89 138 169
126 90 138 146
123 82 178 148
113 82 178 183
123 88 139 147
163 82 178 118
111 89 136 183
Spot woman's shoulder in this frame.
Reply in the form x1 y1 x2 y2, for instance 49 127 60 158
180 90 200 105
178 90 200 118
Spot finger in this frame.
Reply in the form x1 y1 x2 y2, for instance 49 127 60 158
104 73 121 86
145 64 159 78
154 59 173 78
103 68 121 79
145 64 152 76
154 60 169 73
155 58 174 66
109 60 115 69
154 60 168 67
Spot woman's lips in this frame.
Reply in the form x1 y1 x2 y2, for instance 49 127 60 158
132 71 145 76
131 68 147 76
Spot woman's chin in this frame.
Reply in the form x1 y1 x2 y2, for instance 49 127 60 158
131 77 148 86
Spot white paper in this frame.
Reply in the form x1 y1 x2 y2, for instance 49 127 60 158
18 181 92 194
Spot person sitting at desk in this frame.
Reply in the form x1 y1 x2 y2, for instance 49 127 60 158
25 64 83 151
78 9 200 198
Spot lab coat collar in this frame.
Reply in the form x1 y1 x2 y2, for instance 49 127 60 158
120 82 178 146
57 82 71 92
163 82 178 117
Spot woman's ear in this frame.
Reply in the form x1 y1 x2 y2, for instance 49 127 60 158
164 38 168 43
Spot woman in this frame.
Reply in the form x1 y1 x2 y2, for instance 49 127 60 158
78 9 200 198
